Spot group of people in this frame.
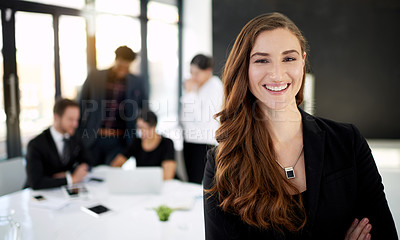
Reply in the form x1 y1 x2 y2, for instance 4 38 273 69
24 46 222 190
24 12 398 240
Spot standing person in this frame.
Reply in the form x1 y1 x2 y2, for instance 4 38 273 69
181 54 223 184
110 110 176 180
203 12 398 239
79 45 148 166
25 98 91 190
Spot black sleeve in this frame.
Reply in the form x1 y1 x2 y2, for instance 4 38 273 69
78 72 92 131
203 148 246 240
352 125 398 239
162 138 175 162
25 140 67 190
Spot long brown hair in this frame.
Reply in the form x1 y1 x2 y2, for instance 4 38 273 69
207 12 309 232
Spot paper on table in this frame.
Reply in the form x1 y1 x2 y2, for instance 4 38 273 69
30 197 69 210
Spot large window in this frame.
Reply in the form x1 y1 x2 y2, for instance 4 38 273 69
147 1 179 130
0 0 183 158
15 12 55 154
21 0 85 9
95 0 140 17
0 12 6 160
95 15 141 74
59 15 87 100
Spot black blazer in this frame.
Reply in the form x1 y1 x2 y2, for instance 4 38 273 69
25 128 92 190
203 109 398 240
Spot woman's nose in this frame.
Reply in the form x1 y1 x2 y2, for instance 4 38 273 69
268 63 284 81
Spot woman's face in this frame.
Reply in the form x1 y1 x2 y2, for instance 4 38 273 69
190 65 212 85
136 118 156 140
248 28 305 112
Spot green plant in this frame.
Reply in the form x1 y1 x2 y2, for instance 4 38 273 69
153 205 174 221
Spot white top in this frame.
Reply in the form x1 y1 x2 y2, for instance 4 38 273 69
180 76 223 145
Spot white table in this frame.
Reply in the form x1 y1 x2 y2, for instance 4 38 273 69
0 166 205 240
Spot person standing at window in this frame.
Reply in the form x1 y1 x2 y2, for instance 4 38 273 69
78 46 148 166
181 54 223 184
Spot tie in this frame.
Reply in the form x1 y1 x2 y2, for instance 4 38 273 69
62 138 71 165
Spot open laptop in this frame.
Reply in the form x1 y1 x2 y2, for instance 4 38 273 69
106 167 163 194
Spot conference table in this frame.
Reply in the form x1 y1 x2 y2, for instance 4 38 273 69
0 166 205 240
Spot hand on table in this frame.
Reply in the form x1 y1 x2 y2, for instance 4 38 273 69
72 163 89 184
345 218 372 240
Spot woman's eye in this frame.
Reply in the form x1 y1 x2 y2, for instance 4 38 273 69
283 57 296 62
254 59 269 63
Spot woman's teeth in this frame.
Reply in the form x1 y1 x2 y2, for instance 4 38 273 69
264 83 289 92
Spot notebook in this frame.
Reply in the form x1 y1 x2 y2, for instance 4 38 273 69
106 167 163 194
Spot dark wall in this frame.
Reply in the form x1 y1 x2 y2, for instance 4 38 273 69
212 0 400 139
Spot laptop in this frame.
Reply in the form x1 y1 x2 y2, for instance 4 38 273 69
106 167 163 194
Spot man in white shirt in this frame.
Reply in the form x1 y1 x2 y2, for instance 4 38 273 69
25 98 91 190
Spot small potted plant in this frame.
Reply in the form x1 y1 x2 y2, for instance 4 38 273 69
153 205 174 221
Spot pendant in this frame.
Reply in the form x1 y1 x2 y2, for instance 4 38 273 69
284 167 295 179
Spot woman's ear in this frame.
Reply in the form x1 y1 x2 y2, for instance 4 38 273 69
302 52 307 67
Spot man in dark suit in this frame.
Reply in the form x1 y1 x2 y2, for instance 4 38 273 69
78 45 148 166
25 98 91 190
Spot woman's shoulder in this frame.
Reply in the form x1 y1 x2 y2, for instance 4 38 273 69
209 76 223 87
301 109 361 139
160 136 174 147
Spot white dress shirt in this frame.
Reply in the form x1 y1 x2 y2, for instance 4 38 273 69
50 126 72 186
180 76 223 145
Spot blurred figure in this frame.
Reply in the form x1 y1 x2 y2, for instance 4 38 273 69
25 98 91 190
78 46 148 166
111 110 176 180
180 54 223 184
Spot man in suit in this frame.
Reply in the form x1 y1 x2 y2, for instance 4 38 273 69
78 45 148 166
25 98 91 190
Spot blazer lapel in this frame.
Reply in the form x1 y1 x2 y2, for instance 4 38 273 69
300 109 325 231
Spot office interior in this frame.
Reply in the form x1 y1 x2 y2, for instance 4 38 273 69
0 0 399 239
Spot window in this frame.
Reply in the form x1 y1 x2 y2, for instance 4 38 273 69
0 12 6 160
95 15 141 74
59 15 87 100
147 1 179 130
21 0 85 9
15 12 55 154
95 0 140 17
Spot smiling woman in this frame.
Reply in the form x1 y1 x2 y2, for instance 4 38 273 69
248 29 306 112
203 12 398 240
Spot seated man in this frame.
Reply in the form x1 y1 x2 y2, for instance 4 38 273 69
110 110 176 180
25 98 92 190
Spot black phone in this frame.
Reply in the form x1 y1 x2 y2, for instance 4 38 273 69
64 185 88 197
89 177 104 182
33 195 46 201
81 204 111 218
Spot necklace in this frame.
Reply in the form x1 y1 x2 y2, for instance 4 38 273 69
275 145 303 179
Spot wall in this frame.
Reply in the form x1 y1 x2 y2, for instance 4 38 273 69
212 0 400 139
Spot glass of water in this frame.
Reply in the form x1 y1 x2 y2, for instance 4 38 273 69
0 209 20 240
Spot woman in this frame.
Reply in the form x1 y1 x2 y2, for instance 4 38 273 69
203 13 398 239
181 54 223 184
111 110 176 180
